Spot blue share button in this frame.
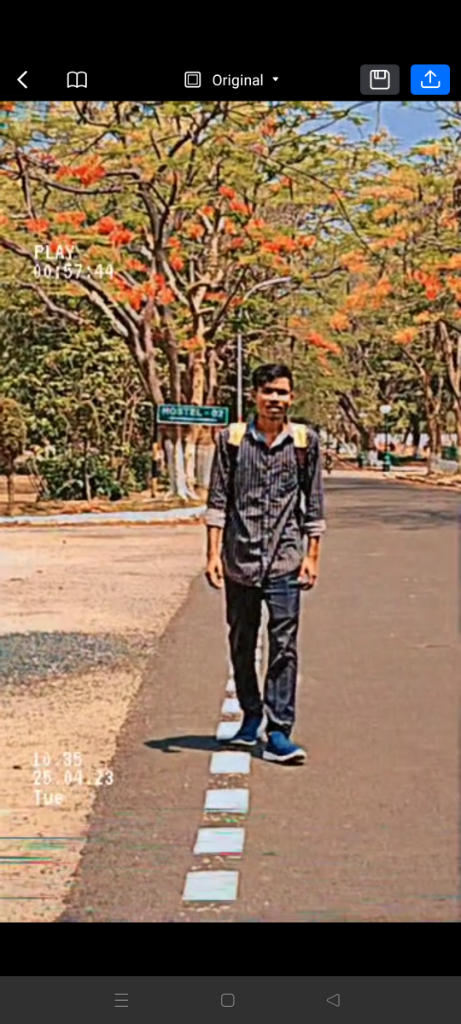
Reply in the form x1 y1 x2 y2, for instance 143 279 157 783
411 64 450 95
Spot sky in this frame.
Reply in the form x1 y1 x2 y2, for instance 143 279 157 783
331 100 444 150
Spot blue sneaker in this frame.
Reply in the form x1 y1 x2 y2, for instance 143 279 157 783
263 730 306 763
228 712 267 747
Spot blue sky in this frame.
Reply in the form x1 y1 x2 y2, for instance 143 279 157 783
332 100 443 150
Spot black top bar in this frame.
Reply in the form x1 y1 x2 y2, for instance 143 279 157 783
0 62 456 99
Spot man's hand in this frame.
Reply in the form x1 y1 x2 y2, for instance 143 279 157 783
298 554 319 590
206 554 224 589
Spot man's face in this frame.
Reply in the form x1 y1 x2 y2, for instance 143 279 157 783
253 376 293 422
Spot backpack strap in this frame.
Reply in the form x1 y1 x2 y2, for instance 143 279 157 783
290 422 309 495
291 422 308 448
228 422 247 447
226 422 246 511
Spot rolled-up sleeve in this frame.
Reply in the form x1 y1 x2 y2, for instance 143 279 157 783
205 430 230 529
303 430 326 538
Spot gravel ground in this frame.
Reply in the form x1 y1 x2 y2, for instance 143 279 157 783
0 524 205 922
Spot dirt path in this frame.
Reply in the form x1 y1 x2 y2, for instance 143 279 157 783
0 524 204 922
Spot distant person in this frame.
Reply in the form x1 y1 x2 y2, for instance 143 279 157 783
205 363 326 765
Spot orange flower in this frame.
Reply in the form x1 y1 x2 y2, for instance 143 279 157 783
187 223 205 239
393 327 418 344
201 205 215 218
49 234 73 252
183 335 204 351
25 218 50 232
230 199 249 214
72 161 106 186
299 235 316 249
412 269 442 299
445 255 461 270
261 119 277 137
223 218 237 235
446 276 461 300
97 216 117 235
55 165 74 180
228 238 245 249
54 211 86 225
247 218 266 233
219 186 236 199
330 312 350 331
170 253 185 271
126 258 148 272
416 144 442 157
125 287 144 310
262 236 296 253
305 331 341 355
157 286 174 304
110 228 134 246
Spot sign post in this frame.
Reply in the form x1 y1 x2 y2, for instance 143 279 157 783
157 404 230 426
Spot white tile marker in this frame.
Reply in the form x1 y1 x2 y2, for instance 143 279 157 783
221 697 241 715
182 870 239 902
204 789 249 813
210 752 251 774
194 828 245 855
216 720 241 740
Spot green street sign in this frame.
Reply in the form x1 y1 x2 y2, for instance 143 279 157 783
158 404 229 426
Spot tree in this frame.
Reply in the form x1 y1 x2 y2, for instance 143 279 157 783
0 397 27 513
0 100 371 496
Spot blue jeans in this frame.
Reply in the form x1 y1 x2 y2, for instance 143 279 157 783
224 569 301 736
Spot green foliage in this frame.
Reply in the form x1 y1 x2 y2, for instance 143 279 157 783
0 396 27 473
36 452 135 501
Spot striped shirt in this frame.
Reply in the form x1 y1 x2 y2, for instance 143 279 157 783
205 415 326 586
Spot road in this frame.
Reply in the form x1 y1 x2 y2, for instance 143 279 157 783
8 474 459 923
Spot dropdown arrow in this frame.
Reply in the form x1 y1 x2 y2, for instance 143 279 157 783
273 76 279 81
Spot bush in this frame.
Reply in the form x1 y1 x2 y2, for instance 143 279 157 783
129 450 151 489
37 452 133 501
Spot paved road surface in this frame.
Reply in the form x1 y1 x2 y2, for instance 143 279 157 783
59 475 460 922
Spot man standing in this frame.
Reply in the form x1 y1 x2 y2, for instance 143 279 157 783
205 363 326 764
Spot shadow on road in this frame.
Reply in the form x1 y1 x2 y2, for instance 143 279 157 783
328 503 460 530
145 735 264 757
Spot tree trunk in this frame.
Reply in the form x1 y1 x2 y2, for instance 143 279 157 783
6 470 14 515
184 437 199 498
409 413 421 457
82 440 92 501
196 426 216 499
163 427 189 500
181 344 206 497
455 401 461 472
426 417 439 475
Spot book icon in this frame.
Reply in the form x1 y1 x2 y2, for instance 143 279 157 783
67 70 87 88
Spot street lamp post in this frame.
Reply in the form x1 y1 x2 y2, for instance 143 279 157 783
236 330 243 423
236 276 292 422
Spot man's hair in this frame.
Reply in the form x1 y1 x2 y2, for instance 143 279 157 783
251 363 293 391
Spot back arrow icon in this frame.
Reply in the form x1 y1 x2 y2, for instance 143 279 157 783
17 71 28 89
327 994 340 1007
